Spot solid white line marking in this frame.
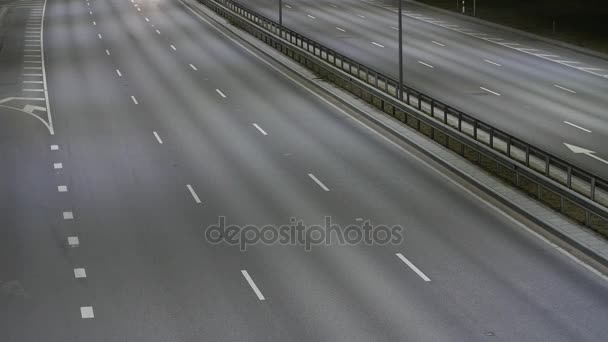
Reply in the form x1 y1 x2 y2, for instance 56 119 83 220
241 270 265 300
74 268 87 278
50 144 59 150
371 42 384 48
418 61 434 68
116 69 122 77
97 33 102 39
131 96 138 104
431 41 445 46
252 123 267 135
153 131 163 144
68 236 79 247
336 27 345 32
480 86 501 96
23 80 43 83
170 44 176 50
58 185 68 192
24 60 41 63
308 173 329 191
23 89 44 92
24 67 42 69
554 84 576 94
215 89 226 98
105 49 110 55
189 64 197 70
80 307 94 319
63 211 74 220
564 121 591 133
484 59 502 67
54 162 63 169
307 14 315 19
24 73 43 76
396 253 431 282
186 184 202 204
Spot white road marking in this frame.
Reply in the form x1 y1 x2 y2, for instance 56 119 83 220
431 41 445 46
93 21 96 25
284 4 291 8
357 14 366 18
390 26 398 30
396 253 431 282
145 17 149 22
554 84 576 94
336 27 346 32
480 86 501 96
24 67 42 69
155 29 161 34
24 60 41 63
308 173 329 191
215 89 226 98
24 73 43 76
68 236 79 247
80 307 94 319
74 268 87 278
178 0 608 282
307 14 315 19
153 131 163 144
54 162 63 169
63 211 74 220
105 49 110 55
252 123 267 135
186 184 202 204
418 61 434 68
50 144 59 150
58 185 68 192
97 33 102 39
23 80 43 83
189 64 197 70
23 89 44 92
89 10 92 15
330 4 337 8
170 44 176 50
241 270 265 301
371 42 384 48
131 95 138 104
116 69 122 77
137 7 141 11
484 59 502 67
564 121 591 133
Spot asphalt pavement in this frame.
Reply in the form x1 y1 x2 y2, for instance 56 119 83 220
237 0 608 178
1 0 608 340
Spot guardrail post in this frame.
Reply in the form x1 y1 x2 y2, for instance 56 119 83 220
458 113 462 131
507 136 511 156
567 166 572 189
430 100 434 117
489 127 494 148
525 146 530 167
473 121 478 139
545 156 550 176
591 178 596 201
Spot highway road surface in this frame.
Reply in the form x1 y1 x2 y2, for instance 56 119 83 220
1 0 608 340
237 0 608 178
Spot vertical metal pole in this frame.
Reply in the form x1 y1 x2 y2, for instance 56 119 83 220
398 0 404 100
279 0 283 29
473 0 476 16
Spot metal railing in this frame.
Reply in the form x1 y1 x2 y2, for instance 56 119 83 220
198 0 608 235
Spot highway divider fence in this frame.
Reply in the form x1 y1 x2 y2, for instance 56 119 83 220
198 0 608 237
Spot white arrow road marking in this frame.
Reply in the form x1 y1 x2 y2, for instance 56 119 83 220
564 143 608 165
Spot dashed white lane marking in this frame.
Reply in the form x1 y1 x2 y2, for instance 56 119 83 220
252 123 267 135
63 211 74 220
58 185 68 192
336 27 346 32
24 73 43 76
307 14 316 19
115 69 122 77
431 41 445 47
24 60 42 63
418 61 434 68
80 307 94 319
170 44 176 50
371 42 384 48
153 131 163 144
137 7 141 11
89 10 92 15
23 89 44 92
284 4 291 8
554 84 576 94
308 173 329 191
145 17 149 22
186 184 202 204
241 270 265 301
54 162 63 169
68 236 79 247
97 33 102 39
189 64 197 70
215 89 227 98
93 21 96 25
330 4 337 8
74 268 87 278
50 144 59 150
480 86 501 96
105 49 110 55
23 80 43 83
155 29 161 34
484 59 502 67
564 121 591 133
396 253 431 282
357 14 366 18
390 26 398 30
131 95 139 104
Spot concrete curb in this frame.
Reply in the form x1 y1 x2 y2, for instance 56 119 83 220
185 0 608 273
403 0 608 61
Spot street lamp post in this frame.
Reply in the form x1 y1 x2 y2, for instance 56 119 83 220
398 0 404 100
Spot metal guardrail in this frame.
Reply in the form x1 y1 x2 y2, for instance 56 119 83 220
198 0 608 234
